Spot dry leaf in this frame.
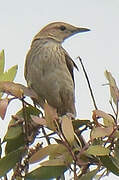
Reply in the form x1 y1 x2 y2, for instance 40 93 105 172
91 126 113 140
31 115 46 126
15 84 38 100
93 110 115 126
61 115 74 145
44 102 58 130
0 81 23 98
0 98 9 119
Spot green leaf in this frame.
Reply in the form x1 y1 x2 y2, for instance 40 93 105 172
0 147 26 177
41 159 66 166
72 119 91 129
4 118 23 141
105 70 116 87
40 152 72 167
29 144 55 164
4 105 41 154
25 166 67 180
5 105 40 141
0 65 18 82
5 134 25 154
100 155 119 176
86 145 110 156
0 50 5 74
79 168 98 180
0 140 2 158
4 124 22 141
105 70 119 105
111 140 119 169
29 144 68 164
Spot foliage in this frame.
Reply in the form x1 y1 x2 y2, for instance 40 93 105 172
0 50 119 180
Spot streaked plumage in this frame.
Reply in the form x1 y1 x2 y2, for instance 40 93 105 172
24 22 90 116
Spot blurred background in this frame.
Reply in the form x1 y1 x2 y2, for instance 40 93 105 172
0 0 119 179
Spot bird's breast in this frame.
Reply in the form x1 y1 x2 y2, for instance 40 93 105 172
27 41 73 89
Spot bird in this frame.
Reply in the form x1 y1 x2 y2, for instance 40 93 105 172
24 22 90 116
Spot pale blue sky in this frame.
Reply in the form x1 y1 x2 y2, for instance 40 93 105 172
0 0 119 179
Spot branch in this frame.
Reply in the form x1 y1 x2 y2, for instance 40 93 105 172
78 57 98 110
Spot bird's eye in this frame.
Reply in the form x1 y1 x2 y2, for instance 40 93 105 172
60 25 66 31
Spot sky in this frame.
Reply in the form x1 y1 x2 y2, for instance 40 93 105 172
0 0 119 179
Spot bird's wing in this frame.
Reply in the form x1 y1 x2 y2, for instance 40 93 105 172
63 48 79 82
24 49 31 82
24 52 28 81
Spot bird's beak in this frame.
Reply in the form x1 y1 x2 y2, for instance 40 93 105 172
69 27 90 38
75 27 91 33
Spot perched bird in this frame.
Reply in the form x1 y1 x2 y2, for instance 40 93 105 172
24 22 90 116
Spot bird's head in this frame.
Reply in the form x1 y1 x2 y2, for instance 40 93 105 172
33 22 90 43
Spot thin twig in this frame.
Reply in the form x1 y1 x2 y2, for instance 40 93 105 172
116 101 119 122
109 100 116 116
41 126 51 145
97 168 107 180
21 98 29 146
4 175 8 180
37 132 56 139
74 161 77 180
78 57 98 110
55 120 77 162
104 126 118 146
